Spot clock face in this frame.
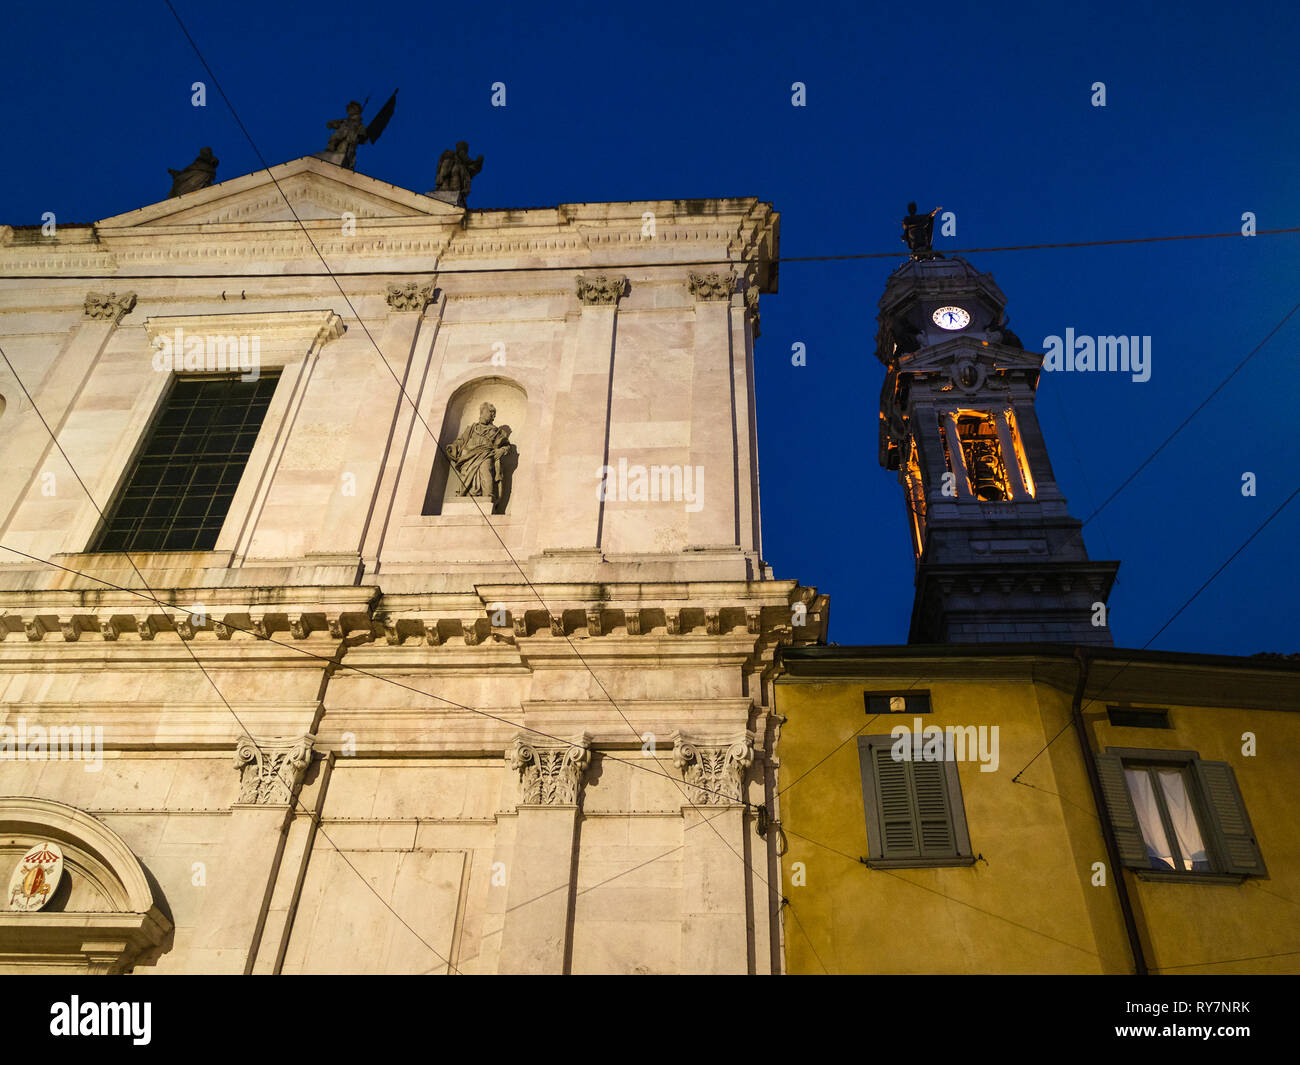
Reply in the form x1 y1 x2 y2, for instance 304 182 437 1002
932 306 970 330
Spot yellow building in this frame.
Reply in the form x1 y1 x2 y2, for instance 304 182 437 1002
775 645 1300 974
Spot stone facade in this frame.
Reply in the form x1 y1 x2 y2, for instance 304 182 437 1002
0 158 826 973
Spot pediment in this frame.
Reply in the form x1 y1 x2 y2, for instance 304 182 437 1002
96 156 462 229
898 336 1044 375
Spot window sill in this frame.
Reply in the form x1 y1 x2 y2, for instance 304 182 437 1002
864 856 977 870
1133 870 1246 885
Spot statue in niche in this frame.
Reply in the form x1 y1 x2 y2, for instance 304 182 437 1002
167 147 219 197
901 201 943 259
444 402 515 511
434 142 484 205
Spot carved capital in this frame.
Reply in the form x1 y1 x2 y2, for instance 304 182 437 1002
233 734 316 806
385 281 435 312
688 272 735 302
507 733 592 806
575 274 626 306
671 730 754 806
83 291 137 323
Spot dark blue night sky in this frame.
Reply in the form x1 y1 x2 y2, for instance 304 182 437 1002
2 1 1296 654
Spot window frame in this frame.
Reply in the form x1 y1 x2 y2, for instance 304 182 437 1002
1100 746 1267 884
857 733 975 869
90 372 281 554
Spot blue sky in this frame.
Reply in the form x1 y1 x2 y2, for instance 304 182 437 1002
2 0 1297 654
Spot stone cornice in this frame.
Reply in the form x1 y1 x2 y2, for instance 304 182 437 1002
0 583 828 647
143 309 345 360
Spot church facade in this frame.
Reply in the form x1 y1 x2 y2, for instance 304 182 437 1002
0 158 827 973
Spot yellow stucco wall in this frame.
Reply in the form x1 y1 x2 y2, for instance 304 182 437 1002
776 664 1299 975
1090 703 1300 974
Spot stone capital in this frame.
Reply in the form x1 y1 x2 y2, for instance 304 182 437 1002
671 730 754 805
83 291 137 323
687 272 735 302
575 274 626 306
233 734 316 806
507 733 592 806
385 281 435 312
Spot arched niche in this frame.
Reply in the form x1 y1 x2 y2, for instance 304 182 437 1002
423 376 527 515
0 796 172 973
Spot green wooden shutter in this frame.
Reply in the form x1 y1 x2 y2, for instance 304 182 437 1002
913 759 957 856
1192 760 1267 877
873 745 919 858
1094 753 1150 867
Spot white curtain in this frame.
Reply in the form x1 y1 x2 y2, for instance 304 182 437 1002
1157 768 1209 871
1125 768 1175 870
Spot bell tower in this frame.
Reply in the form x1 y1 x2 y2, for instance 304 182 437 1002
876 231 1119 645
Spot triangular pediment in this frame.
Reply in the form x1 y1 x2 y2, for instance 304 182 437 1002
96 156 462 229
898 335 1044 374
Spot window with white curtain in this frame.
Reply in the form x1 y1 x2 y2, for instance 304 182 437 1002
1124 765 1211 872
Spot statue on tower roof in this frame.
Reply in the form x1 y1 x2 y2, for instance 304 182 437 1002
167 147 219 198
432 142 484 206
901 202 943 260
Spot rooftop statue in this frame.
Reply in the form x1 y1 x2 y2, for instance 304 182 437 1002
167 147 219 198
316 91 398 171
901 202 943 260
433 142 484 206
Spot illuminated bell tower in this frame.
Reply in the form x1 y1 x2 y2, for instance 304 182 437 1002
876 254 1119 644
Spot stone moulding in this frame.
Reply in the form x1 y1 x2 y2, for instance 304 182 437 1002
0 586 830 647
233 734 316 806
671 730 756 805
83 290 137 322
142 309 345 365
0 608 372 643
385 281 436 311
575 274 627 306
507 732 592 805
0 797 172 974
688 271 736 302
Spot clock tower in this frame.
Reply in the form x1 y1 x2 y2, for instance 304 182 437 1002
876 252 1119 644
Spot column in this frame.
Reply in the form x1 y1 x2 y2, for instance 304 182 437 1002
673 730 754 974
542 276 624 551
192 735 315 974
995 411 1032 501
497 733 592 974
943 411 974 500
687 272 740 548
